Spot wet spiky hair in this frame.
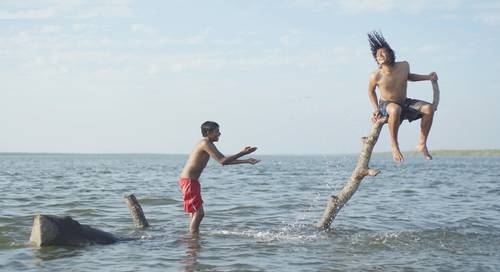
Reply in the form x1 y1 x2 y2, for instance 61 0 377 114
367 31 395 66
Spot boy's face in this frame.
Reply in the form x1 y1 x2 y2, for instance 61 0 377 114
376 48 389 65
207 128 221 142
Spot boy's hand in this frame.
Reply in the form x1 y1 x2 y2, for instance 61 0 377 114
372 110 381 123
429 72 438 81
242 146 257 154
247 158 260 165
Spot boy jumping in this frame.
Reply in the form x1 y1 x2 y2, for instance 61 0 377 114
367 31 438 163
179 121 260 234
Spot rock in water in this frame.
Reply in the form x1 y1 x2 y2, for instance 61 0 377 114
30 214 118 246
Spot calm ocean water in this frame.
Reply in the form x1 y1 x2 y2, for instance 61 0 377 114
0 153 499 271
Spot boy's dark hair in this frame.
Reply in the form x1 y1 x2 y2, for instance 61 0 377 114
201 121 219 136
367 31 395 66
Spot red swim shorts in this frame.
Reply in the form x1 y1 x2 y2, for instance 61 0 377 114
179 178 203 213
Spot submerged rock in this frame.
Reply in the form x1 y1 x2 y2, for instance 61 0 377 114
29 214 118 247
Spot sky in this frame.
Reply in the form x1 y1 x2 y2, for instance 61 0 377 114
1 0 499 155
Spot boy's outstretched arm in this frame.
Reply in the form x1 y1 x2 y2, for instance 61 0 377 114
221 146 260 165
408 72 438 82
203 142 259 165
226 158 261 165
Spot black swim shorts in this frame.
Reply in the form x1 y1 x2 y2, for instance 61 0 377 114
378 98 429 122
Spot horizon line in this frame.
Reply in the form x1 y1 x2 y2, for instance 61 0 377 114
1 149 499 156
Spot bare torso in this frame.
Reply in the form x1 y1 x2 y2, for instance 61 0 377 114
180 140 211 180
374 61 410 103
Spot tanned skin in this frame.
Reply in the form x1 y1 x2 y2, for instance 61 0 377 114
180 127 260 234
368 47 438 163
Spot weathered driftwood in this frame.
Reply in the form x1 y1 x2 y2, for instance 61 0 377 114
315 80 440 230
315 117 386 230
30 194 149 247
124 194 149 228
431 80 440 111
29 214 118 246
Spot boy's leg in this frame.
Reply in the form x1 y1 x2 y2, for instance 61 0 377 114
190 206 204 234
386 103 404 163
417 104 434 160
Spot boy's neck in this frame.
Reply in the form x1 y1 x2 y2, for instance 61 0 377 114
380 63 394 73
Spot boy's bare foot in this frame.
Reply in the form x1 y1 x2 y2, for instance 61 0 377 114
392 146 404 163
417 144 433 160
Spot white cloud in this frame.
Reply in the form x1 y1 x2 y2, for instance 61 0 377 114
40 25 64 34
74 5 134 19
144 49 353 73
0 28 113 52
417 44 442 53
146 64 160 75
131 24 157 36
287 0 335 11
279 29 303 46
476 12 500 26
0 25 358 76
337 0 396 13
0 0 135 20
0 8 55 19
72 24 103 33
287 0 462 14
158 29 210 46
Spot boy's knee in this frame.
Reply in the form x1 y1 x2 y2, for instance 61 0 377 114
387 104 402 115
420 104 434 115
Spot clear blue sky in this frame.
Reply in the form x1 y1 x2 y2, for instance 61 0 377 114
1 0 499 154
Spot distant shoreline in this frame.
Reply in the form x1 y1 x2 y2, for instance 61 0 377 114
373 149 500 157
1 149 499 156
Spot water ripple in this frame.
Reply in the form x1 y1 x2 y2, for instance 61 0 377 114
1 154 499 271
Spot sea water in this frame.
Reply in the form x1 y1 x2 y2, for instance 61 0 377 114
0 154 499 271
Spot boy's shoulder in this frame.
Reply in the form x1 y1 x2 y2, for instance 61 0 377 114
369 69 381 81
197 138 209 147
190 139 211 155
396 60 409 67
197 138 214 149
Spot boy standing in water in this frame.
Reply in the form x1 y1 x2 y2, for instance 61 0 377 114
179 121 260 234
367 31 438 163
